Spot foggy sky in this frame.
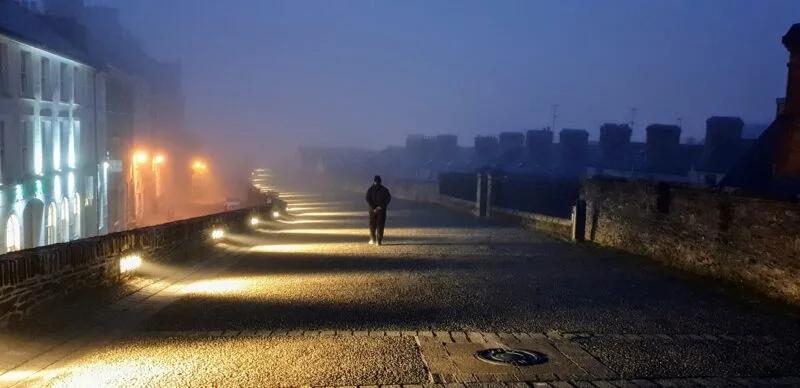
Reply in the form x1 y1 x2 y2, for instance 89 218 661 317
96 0 799 166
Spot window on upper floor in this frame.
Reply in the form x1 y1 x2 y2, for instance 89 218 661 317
20 51 31 97
40 57 50 100
60 63 69 102
21 119 29 175
61 120 69 169
0 43 8 95
72 66 79 103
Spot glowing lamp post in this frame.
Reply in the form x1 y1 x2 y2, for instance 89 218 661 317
191 160 208 201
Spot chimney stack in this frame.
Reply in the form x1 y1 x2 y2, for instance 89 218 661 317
782 24 800 116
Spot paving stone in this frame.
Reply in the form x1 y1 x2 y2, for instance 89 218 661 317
402 331 417 337
255 330 273 337
435 331 452 341
223 330 240 337
418 331 435 337
467 333 485 343
386 331 402 337
369 331 386 337
451 332 469 343
354 331 369 336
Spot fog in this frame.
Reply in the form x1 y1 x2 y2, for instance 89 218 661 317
97 0 797 171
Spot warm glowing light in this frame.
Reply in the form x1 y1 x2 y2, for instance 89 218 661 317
134 151 149 164
181 279 246 294
192 160 208 171
153 155 165 164
0 370 36 382
211 229 225 239
250 217 259 226
272 211 280 218
120 254 142 273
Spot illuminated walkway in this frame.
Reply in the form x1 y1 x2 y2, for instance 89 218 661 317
2 192 800 387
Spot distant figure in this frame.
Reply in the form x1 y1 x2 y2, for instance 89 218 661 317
365 175 392 245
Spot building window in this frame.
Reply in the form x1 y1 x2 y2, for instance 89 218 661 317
72 66 79 103
60 197 69 243
0 42 7 95
59 63 69 102
73 193 80 240
62 121 70 169
40 57 50 100
20 51 31 97
5 214 20 253
58 120 67 170
21 120 29 176
69 120 77 168
46 202 57 245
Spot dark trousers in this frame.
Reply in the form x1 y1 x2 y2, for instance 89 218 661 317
369 209 387 242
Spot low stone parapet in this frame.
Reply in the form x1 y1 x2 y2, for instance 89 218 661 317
0 204 277 328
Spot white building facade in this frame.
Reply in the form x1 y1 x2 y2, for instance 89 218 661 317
0 32 107 253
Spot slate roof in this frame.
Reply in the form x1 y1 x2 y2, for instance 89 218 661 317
0 0 103 68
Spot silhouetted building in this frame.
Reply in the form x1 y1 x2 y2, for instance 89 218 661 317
598 123 632 171
474 136 499 160
498 132 524 151
526 128 553 168
721 23 800 196
645 124 681 174
435 134 458 161
405 134 436 162
559 129 589 176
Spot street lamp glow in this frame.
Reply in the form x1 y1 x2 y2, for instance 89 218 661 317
192 160 208 171
134 151 149 164
120 254 142 273
250 217 259 226
272 211 280 218
211 229 225 239
153 154 165 164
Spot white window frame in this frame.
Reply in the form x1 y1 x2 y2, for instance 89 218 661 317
40 56 49 100
20 51 31 97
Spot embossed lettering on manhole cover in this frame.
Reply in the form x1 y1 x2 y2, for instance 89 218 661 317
474 348 547 366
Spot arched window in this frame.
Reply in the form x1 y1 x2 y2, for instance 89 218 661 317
60 197 69 243
73 193 81 240
6 214 21 253
46 202 57 245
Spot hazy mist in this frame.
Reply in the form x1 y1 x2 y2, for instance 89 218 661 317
95 0 799 167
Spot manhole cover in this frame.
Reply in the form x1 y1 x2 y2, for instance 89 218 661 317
474 348 547 366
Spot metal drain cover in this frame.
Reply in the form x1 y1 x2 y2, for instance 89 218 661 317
474 348 547 366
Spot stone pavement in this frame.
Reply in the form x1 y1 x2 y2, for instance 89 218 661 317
1 191 800 387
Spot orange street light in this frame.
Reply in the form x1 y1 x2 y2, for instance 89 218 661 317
134 151 149 165
192 160 208 171
153 154 165 165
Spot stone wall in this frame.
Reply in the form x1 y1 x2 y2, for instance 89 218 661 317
0 204 277 328
583 176 800 303
491 207 573 240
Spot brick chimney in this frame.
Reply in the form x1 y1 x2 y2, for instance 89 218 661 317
774 23 800 176
782 24 800 115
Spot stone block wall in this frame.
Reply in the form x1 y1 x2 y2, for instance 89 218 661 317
0 204 275 328
491 207 573 240
583 176 800 303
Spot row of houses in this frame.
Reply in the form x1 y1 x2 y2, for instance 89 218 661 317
0 0 198 254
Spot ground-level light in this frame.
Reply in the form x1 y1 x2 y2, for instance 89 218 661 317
272 211 280 218
120 254 142 273
211 229 225 239
250 217 259 226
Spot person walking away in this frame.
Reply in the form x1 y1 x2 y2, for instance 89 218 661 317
365 175 392 245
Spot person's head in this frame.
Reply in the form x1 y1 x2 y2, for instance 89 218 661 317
373 175 382 185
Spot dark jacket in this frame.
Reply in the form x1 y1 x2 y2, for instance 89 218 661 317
366 184 392 210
